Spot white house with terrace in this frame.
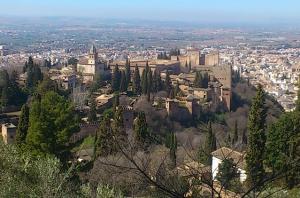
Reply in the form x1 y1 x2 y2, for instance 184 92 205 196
211 147 247 183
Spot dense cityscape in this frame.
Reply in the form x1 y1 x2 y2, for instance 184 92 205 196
1 1 300 198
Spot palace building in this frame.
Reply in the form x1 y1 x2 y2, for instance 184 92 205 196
77 45 106 83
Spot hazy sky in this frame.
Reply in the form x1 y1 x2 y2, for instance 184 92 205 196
1 0 300 23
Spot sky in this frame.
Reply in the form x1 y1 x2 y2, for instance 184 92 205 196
1 0 300 24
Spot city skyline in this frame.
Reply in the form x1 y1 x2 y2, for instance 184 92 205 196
1 0 300 24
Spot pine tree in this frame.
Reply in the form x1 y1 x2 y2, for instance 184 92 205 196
265 112 299 188
133 64 141 95
16 104 30 145
246 84 267 187
26 91 79 158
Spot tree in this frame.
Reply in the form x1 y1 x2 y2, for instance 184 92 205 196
95 116 115 157
113 94 119 113
0 142 79 197
16 105 30 145
112 64 121 92
174 81 180 97
1 86 8 108
146 69 153 102
0 69 9 108
90 71 103 92
112 107 127 146
216 158 240 189
198 121 216 165
153 70 162 93
37 76 58 96
164 71 171 94
141 69 147 95
166 132 177 169
134 112 148 147
0 69 27 108
88 99 97 122
296 79 300 111
265 112 299 188
68 57 78 66
133 64 141 95
147 69 153 94
26 91 79 158
194 72 209 88
25 56 43 89
232 120 238 145
119 70 127 92
7 71 27 106
194 72 203 88
125 59 131 87
246 84 267 187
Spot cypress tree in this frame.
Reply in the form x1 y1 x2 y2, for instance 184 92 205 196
246 84 267 187
133 64 141 95
25 57 42 89
199 121 216 165
112 64 121 92
232 120 238 145
16 104 30 145
169 132 177 169
164 70 171 94
296 79 300 111
119 71 127 92
113 107 127 146
1 86 8 108
95 116 115 157
125 59 131 87
134 112 148 147
113 94 119 113
141 69 147 95
169 88 175 99
88 99 97 122
147 69 153 96
174 81 180 97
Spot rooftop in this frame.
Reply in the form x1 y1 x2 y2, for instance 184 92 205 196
211 147 246 170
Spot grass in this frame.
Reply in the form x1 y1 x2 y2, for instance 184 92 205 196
71 135 95 152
